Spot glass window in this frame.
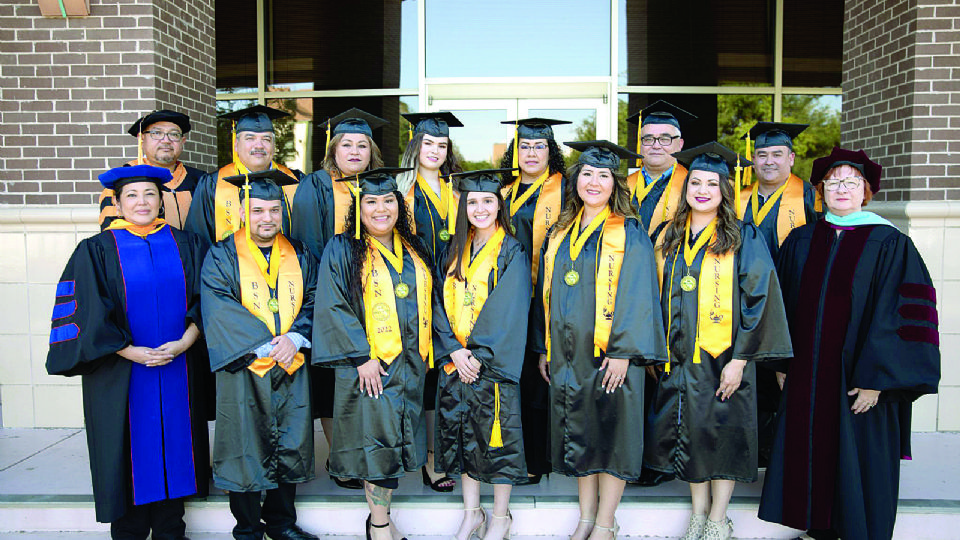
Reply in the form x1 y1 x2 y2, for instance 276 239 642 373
216 1 258 92
425 0 610 78
264 0 416 91
716 93 774 155
619 0 774 87
782 0 842 87
527 108 597 169
780 95 841 180
442 109 510 171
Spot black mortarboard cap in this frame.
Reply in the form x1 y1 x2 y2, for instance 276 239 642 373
219 105 290 133
336 167 413 196
626 100 698 130
500 117 571 140
743 122 808 150
449 168 513 194
128 110 191 136
222 169 298 201
565 140 640 170
325 108 389 137
402 111 463 138
99 164 172 191
672 142 752 177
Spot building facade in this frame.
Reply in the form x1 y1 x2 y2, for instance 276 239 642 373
0 0 955 429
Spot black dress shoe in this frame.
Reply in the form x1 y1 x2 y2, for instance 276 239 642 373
327 459 364 490
634 467 674 487
513 473 543 486
265 524 319 540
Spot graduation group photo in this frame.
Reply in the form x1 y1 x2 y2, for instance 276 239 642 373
3 2 953 540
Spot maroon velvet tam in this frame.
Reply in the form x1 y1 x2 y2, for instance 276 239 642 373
810 147 883 194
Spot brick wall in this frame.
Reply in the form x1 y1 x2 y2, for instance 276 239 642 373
841 0 960 202
0 0 216 206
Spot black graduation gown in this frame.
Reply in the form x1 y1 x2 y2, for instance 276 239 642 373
311 234 463 481
758 220 941 540
185 167 303 248
410 182 453 270
45 227 210 523
531 217 668 481
200 235 318 492
434 235 531 483
289 169 339 262
507 176 566 476
740 180 821 262
644 223 792 483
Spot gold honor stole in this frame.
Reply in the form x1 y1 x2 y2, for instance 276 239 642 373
362 231 433 366
332 172 353 235
738 174 818 247
654 217 733 373
233 231 305 377
214 162 299 241
99 161 193 229
441 226 508 448
542 208 625 361
501 171 563 284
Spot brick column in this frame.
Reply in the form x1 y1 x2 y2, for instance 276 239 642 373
842 0 960 202
0 0 216 205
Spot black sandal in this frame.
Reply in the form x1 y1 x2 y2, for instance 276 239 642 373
420 466 455 492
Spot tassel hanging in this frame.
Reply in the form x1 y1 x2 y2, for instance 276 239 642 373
511 121 519 181
489 383 503 448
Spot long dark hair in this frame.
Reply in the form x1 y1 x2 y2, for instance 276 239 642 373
397 133 464 195
498 138 566 184
552 162 638 234
445 190 514 281
658 170 742 256
343 191 435 306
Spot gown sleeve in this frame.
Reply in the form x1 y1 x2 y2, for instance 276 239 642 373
529 236 549 355
604 218 668 365
850 229 940 399
200 242 275 372
431 275 464 364
311 235 371 366
732 223 794 361
46 237 132 377
461 239 532 383
289 171 327 262
183 171 218 248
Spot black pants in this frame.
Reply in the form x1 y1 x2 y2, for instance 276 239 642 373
807 529 840 540
229 483 298 540
110 498 186 540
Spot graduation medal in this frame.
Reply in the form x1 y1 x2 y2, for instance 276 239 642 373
564 269 580 286
680 275 697 292
395 282 410 298
463 290 474 306
267 297 280 313
438 228 451 242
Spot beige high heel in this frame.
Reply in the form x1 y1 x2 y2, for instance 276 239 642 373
570 518 595 540
590 519 619 540
455 506 487 540
488 510 512 540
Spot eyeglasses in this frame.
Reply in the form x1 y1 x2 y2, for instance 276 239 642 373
518 143 548 152
144 130 183 142
823 177 863 191
640 135 680 147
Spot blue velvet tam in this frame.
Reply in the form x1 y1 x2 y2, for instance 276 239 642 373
98 164 172 191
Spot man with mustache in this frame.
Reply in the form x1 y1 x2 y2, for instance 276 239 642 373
99 110 206 230
185 105 302 247
737 122 822 470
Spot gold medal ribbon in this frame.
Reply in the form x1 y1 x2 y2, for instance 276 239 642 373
502 171 562 284
214 162 298 241
654 217 733 373
542 209 625 361
646 164 688 235
235 231 305 377
363 231 433 366
415 171 458 239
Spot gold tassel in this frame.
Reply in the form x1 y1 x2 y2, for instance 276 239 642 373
447 175 456 235
489 383 503 448
408 125 413 142
353 174 361 239
244 173 251 242
745 133 753 187
511 121 519 181
635 115 642 167
735 155 742 216
137 117 145 165
325 119 331 159
231 120 239 169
